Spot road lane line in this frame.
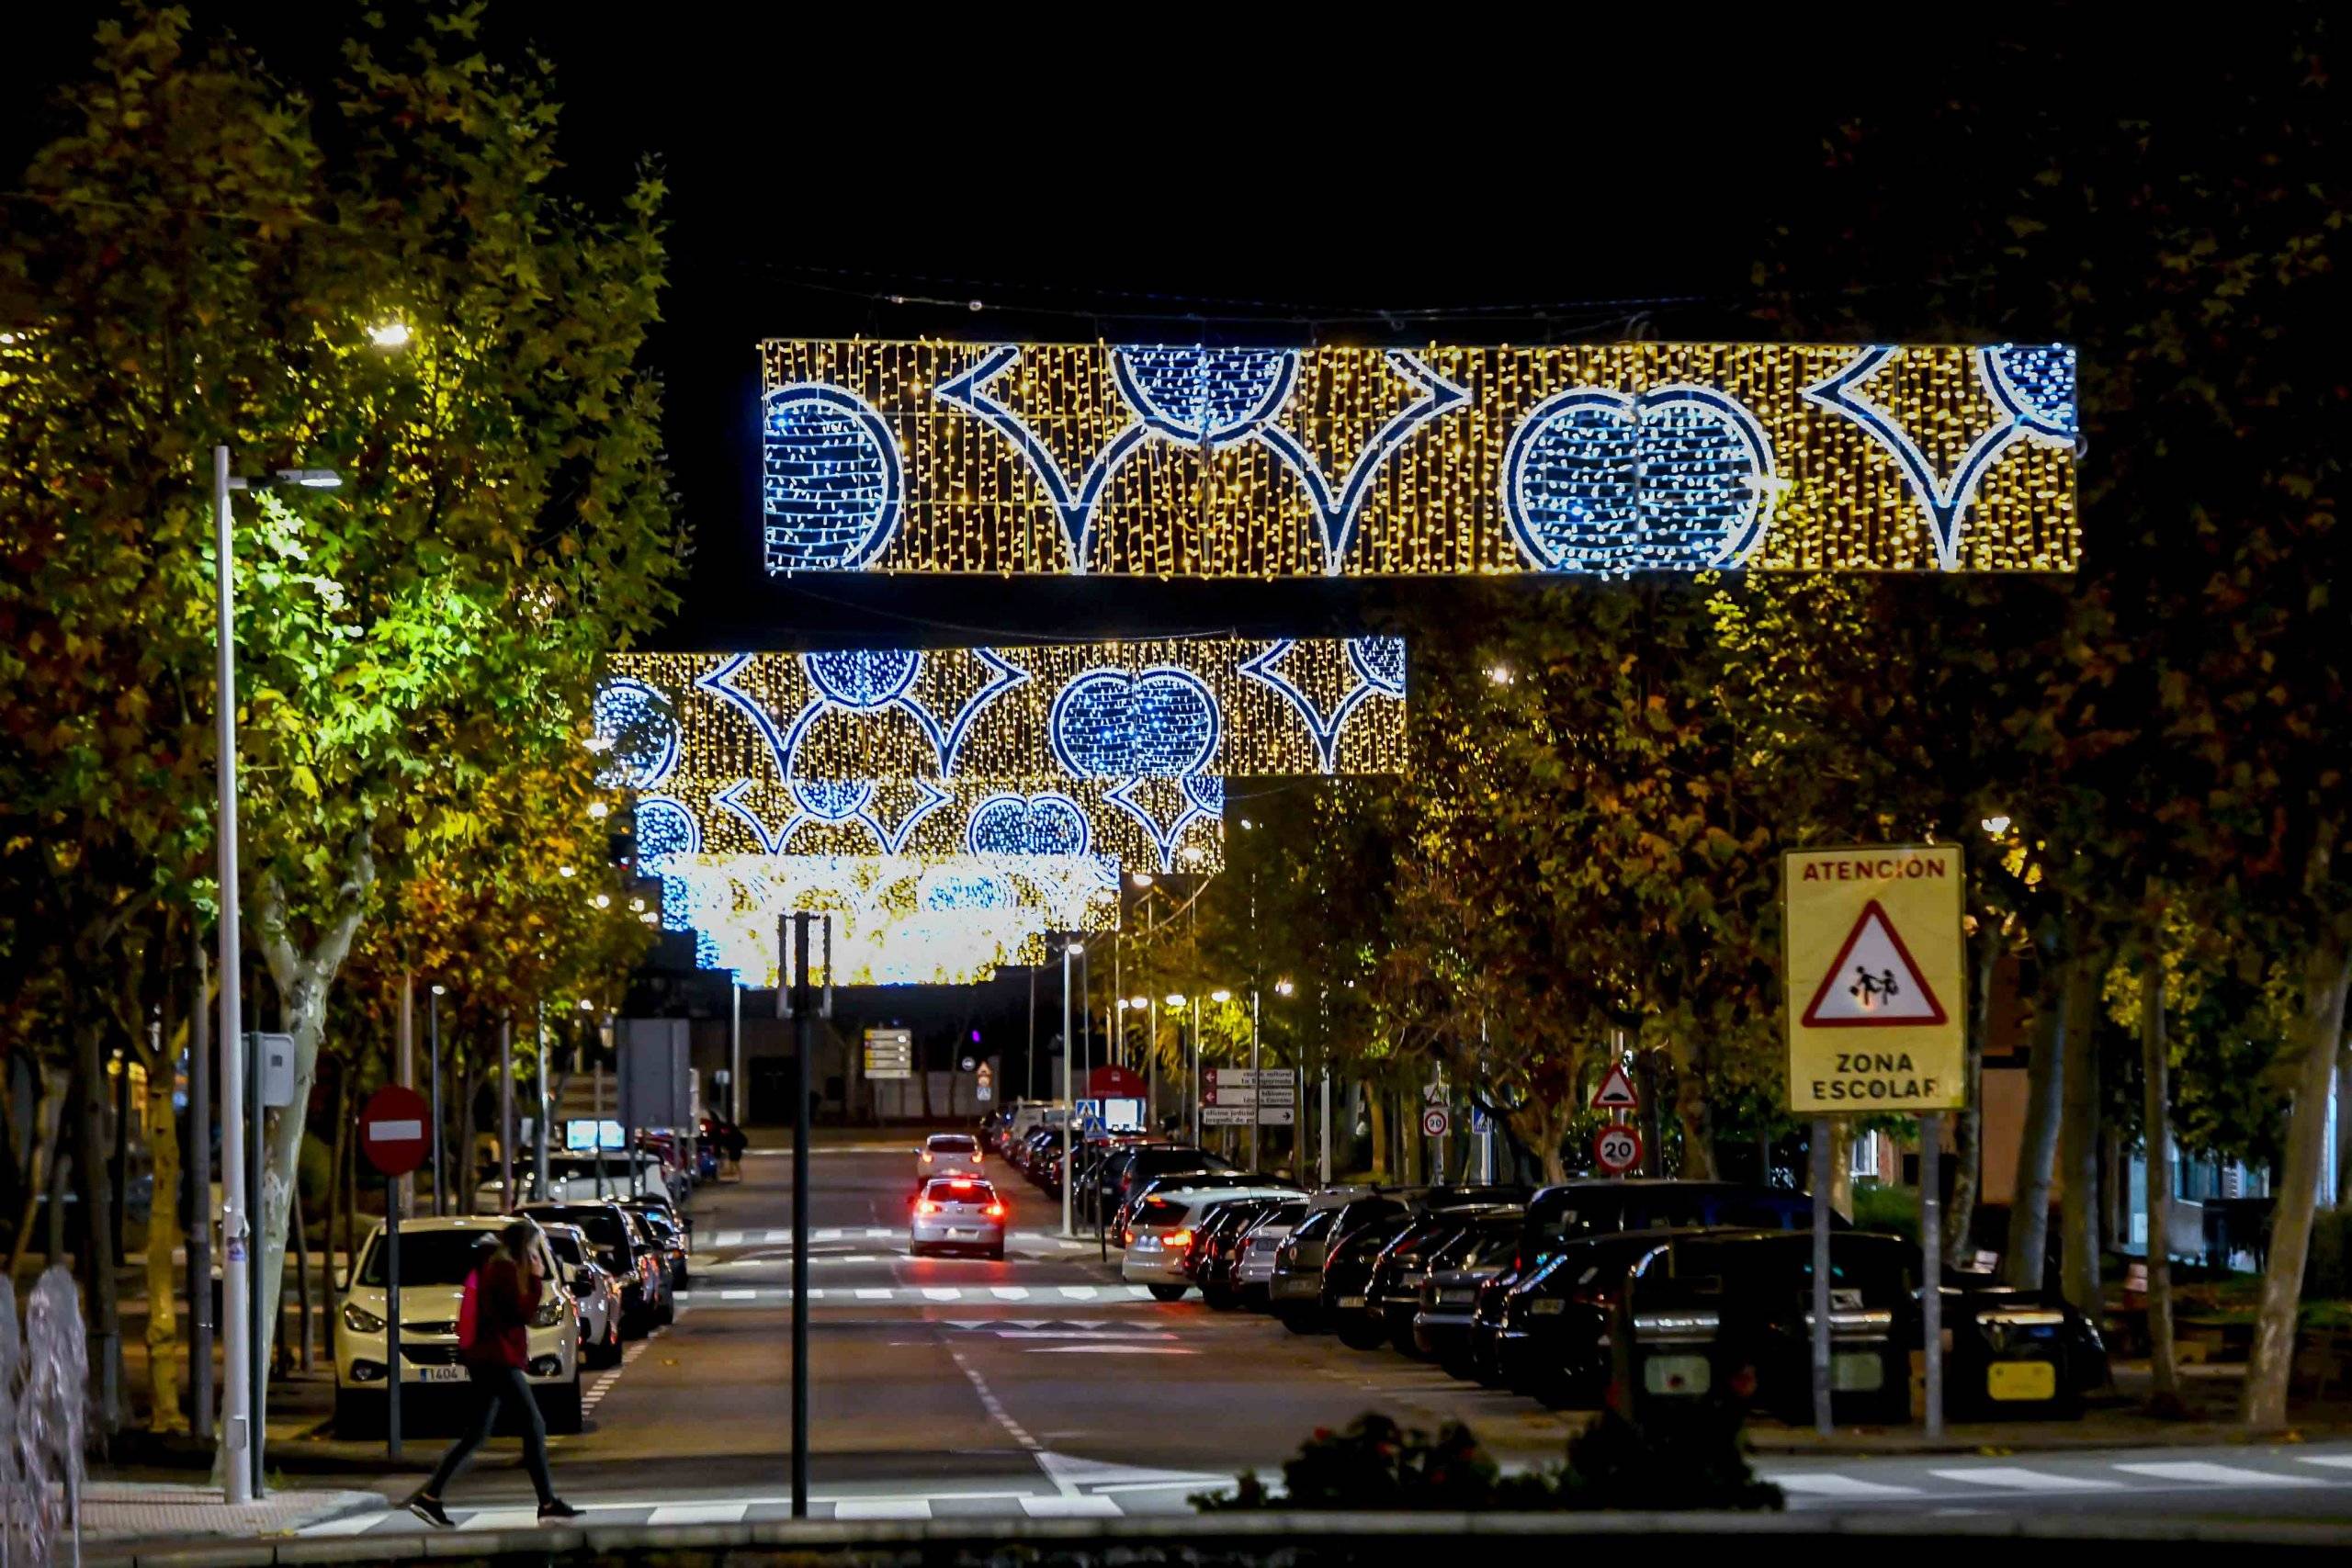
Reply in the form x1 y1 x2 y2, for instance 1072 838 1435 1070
946 1344 1044 1454
833 1499 933 1519
2295 1454 2352 1471
992 1287 1029 1300
1058 1286 1099 1300
1773 1474 1924 1498
1927 1467 2125 1492
456 1507 540 1530
720 1289 756 1300
645 1502 751 1525
1019 1495 1121 1517
2113 1461 2324 1487
924 1287 960 1302
857 1288 892 1300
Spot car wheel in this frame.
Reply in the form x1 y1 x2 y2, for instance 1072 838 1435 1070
909 1241 928 1258
656 1290 675 1327
1147 1283 1188 1303
1278 1307 1321 1336
1203 1285 1238 1312
334 1387 382 1438
544 1371 585 1436
1334 1313 1388 1351
987 1245 1005 1261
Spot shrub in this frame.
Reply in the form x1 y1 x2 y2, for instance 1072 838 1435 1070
1849 1181 1919 1243
2307 1207 2352 1300
1553 1405 1782 1512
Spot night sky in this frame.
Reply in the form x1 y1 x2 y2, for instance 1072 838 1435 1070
2 8 2207 1066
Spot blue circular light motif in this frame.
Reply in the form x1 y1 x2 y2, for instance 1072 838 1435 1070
1182 774 1225 813
593 680 679 788
1049 668 1219 777
968 795 1091 857
633 797 700 862
918 868 1014 912
762 385 904 573
1990 344 2077 438
1114 347 1297 446
1502 388 1770 574
792 779 873 821
804 649 921 710
1348 637 1407 696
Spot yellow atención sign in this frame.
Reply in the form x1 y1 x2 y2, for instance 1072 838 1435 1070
1783 845 1965 1114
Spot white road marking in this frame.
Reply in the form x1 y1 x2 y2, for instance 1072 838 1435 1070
856 1287 892 1301
1774 1473 1925 1498
991 1287 1030 1300
1928 1466 2125 1493
720 1289 756 1301
923 1287 960 1302
457 1507 541 1530
1019 1495 1121 1517
1058 1286 1099 1300
645 1502 751 1525
1026 1344 1197 1355
299 1511 388 1537
2113 1461 2324 1487
833 1499 933 1519
2295 1454 2352 1472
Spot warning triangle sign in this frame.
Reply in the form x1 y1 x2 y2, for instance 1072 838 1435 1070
1800 899 1950 1028
1589 1062 1640 1111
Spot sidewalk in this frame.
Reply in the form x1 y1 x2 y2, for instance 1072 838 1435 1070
71 1480 381 1543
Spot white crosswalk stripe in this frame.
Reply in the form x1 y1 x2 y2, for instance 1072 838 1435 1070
1019 1495 1122 1517
1928 1466 2125 1493
645 1502 751 1525
2296 1454 2352 1472
2112 1461 2324 1487
833 1498 933 1519
1774 1473 1925 1498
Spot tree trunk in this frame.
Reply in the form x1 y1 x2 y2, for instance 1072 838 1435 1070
1368 1091 1388 1180
2006 931 2069 1290
293 1180 312 1372
2058 930 2104 1316
142 1063 187 1433
1673 1069 1718 1181
251 852 372 1403
1945 926 1996 1259
2243 929 2352 1430
74 1020 122 1439
1828 1120 1854 1219
2142 955 2180 1411
5 1065 64 1277
324 1064 351 1312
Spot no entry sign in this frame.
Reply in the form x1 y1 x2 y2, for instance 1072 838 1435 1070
359 1083 431 1178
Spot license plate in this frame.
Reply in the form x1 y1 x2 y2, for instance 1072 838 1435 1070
1643 1354 1712 1396
1337 1295 1366 1310
950 1228 978 1238
419 1365 467 1383
1987 1359 2058 1401
1831 1351 1885 1393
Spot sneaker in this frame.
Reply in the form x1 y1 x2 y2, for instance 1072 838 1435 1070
537 1498 583 1521
405 1493 453 1529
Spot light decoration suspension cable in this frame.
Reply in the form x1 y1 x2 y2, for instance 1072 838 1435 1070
758 340 2079 578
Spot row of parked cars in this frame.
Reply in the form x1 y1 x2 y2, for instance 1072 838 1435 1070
332 1187 694 1436
981 1108 2109 1426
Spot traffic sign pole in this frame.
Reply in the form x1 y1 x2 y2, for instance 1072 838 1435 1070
386 1174 401 1461
1812 1118 1833 1437
356 1083 429 1464
1921 1111 1944 1438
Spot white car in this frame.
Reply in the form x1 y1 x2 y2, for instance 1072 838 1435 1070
540 1222 625 1369
916 1133 985 1182
1235 1199 1309 1300
1122 1186 1304 1301
333 1216 582 1436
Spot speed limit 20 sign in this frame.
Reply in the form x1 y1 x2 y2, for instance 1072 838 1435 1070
1592 1122 1643 1176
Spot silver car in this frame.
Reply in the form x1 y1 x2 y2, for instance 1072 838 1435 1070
910 1175 1007 1259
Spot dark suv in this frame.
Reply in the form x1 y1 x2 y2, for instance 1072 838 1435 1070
520 1200 671 1335
1518 1180 1824 1269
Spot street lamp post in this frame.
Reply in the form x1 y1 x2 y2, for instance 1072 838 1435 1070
1165 994 1192 1143
428 987 446 1216
1061 942 1083 1237
211 448 339 1505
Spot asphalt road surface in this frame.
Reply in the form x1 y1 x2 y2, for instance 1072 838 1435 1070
307 1142 2352 1537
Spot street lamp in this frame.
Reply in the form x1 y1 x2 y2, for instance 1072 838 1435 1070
1131 871 1153 887
1210 988 1232 1004
1274 979 1295 997
368 320 413 350
212 450 342 1504
1981 814 2013 837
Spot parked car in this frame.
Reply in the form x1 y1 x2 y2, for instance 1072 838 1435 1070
1494 1229 1696 1403
1193 1197 1287 1308
526 1153 678 1208
1121 1186 1302 1301
1114 1171 1273 1239
1320 1211 1418 1342
1517 1179 1823 1270
1268 1190 1406 1329
519 1200 672 1334
333 1216 582 1436
1098 1145 1234 1231
910 1174 1008 1258
1413 1213 1530 1375
1355 1205 1523 1353
540 1222 625 1369
626 1200 691 1291
1232 1199 1309 1307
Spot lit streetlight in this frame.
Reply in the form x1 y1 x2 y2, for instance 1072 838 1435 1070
1982 815 2013 837
1131 871 1154 887
368 320 413 350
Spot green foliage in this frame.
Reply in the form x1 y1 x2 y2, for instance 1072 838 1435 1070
2305 1210 2352 1302
1850 1183 1919 1244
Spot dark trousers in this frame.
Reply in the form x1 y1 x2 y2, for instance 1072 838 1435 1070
424 1363 554 1505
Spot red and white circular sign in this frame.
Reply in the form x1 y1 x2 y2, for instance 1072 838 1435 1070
1593 1122 1643 1176
359 1083 431 1178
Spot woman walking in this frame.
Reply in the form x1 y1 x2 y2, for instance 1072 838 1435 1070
405 1222 581 1526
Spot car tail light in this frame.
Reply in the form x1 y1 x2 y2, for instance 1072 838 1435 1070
917 1199 939 1214
1122 1229 1135 1247
1168 1229 1193 1251
922 1152 933 1163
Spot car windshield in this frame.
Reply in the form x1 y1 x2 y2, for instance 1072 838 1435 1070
1135 1197 1189 1225
526 1205 631 1260
544 1231 585 1268
1288 1209 1338 1243
358 1229 494 1287
928 1135 977 1153
924 1179 994 1201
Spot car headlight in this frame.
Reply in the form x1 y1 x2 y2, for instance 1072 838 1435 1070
342 1303 385 1334
529 1299 565 1328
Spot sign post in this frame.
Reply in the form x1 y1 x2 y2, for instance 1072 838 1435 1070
1783 843 1965 1438
358 1084 430 1461
1590 1062 1641 1180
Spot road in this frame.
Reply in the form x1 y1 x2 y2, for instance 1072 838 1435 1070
304 1141 2352 1537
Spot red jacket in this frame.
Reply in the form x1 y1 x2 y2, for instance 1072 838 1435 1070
464 1253 541 1371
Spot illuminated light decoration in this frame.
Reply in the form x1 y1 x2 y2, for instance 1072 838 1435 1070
1501 385 1779 574
1238 637 1408 772
761 340 2080 575
649 852 1120 987
608 637 1404 784
761 384 903 574
1105 774 1224 873
591 679 678 788
1802 344 2080 571
1046 667 1221 777
642 775 1223 872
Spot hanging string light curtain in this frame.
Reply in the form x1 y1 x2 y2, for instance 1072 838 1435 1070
600 637 1407 787
759 340 2079 578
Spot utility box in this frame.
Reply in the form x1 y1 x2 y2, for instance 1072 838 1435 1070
617 1018 693 1129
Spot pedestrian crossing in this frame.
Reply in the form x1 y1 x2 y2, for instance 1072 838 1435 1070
302 1483 1216 1536
697 1227 1095 1250
1763 1451 2352 1505
675 1284 1164 1306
